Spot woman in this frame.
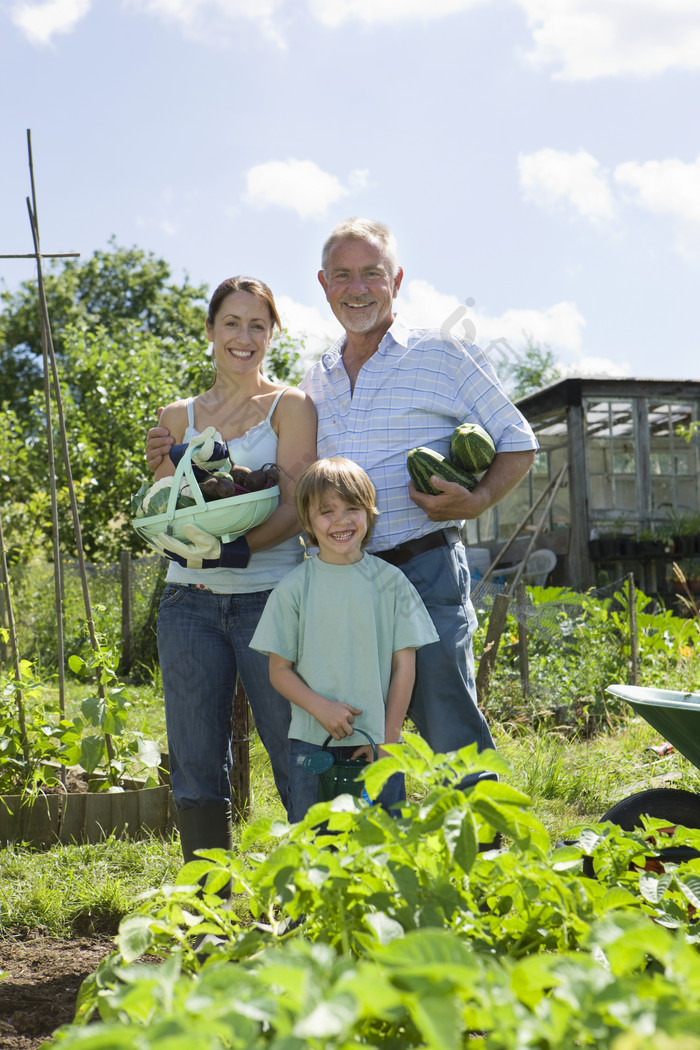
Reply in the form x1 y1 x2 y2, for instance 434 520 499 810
150 275 316 865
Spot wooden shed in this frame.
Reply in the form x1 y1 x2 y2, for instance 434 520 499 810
463 377 700 595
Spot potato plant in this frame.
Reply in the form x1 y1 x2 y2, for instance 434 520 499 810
47 733 700 1049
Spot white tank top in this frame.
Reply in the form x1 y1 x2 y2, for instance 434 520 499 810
165 390 304 593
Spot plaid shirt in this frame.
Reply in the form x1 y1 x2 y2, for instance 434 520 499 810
300 316 538 553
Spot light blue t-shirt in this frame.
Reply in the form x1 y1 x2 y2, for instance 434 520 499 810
250 552 439 746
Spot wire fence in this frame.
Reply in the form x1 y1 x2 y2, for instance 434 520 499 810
0 552 166 677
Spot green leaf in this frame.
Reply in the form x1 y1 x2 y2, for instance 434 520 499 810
293 993 358 1038
137 737 162 768
375 929 479 980
117 915 156 963
364 912 405 945
81 694 108 727
678 874 700 911
410 992 461 1050
68 654 87 676
638 871 673 904
78 735 105 774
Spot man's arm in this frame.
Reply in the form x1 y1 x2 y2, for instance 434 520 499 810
409 449 536 522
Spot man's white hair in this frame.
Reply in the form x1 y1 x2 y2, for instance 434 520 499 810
321 218 400 279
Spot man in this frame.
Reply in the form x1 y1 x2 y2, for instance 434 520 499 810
147 217 537 764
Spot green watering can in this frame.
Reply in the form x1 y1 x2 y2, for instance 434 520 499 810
302 729 378 802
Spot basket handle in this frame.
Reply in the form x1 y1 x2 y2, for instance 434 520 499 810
321 728 378 761
164 434 210 529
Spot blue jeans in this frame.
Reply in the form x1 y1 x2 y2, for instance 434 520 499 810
398 539 495 775
288 739 406 823
157 584 291 814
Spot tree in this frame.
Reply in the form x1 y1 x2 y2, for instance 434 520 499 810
504 334 561 400
0 239 209 422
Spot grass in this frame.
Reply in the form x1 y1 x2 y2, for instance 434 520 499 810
0 835 182 937
496 715 700 837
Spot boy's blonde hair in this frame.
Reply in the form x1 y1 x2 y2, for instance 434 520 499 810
295 457 380 548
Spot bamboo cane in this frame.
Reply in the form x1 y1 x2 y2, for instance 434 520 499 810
0 513 29 763
24 131 114 763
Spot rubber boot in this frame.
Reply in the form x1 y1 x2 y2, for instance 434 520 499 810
176 802 233 866
177 803 233 958
177 801 233 904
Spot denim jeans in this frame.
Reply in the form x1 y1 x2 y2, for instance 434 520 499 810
398 539 495 782
157 584 291 814
288 739 406 823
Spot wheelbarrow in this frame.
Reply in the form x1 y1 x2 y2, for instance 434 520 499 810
592 684 700 867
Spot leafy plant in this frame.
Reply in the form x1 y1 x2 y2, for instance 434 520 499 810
476 582 700 731
0 658 66 794
0 630 161 797
65 634 161 788
46 734 700 1050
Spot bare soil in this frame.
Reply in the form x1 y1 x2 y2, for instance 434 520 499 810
0 934 114 1049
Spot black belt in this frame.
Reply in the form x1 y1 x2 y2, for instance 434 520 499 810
373 527 461 567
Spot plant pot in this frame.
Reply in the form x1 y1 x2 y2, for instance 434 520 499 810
674 535 695 557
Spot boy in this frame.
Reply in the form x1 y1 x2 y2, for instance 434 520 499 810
250 457 438 821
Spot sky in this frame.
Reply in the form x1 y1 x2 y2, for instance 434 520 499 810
1 0 699 384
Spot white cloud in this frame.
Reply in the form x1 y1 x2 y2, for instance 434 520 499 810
9 0 91 45
245 160 368 220
519 148 615 222
275 295 342 370
126 0 286 47
560 356 630 378
396 279 586 363
308 0 485 27
614 154 700 257
517 0 700 80
275 282 587 376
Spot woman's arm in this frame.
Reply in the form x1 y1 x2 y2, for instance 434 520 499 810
152 402 189 482
268 652 362 740
243 388 317 554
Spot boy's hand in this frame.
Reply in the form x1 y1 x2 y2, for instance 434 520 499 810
320 701 362 740
350 743 374 762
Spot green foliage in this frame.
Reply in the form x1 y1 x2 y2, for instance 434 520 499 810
479 583 700 729
45 734 700 1049
675 420 700 444
0 635 161 795
266 328 308 384
0 658 65 794
5 554 166 677
65 642 161 787
505 333 561 399
0 239 209 418
1 319 213 562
